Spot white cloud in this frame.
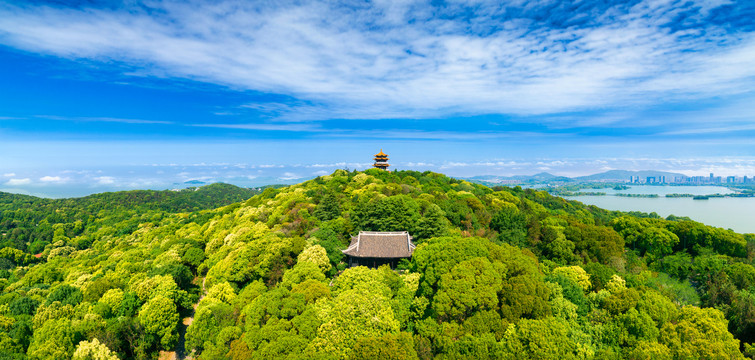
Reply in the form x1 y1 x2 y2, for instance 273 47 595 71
405 162 435 167
307 162 370 168
94 176 115 185
6 178 31 185
39 175 64 182
279 172 301 180
2 173 15 177
0 0 751 121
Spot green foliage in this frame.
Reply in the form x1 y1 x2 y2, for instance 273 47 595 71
310 228 347 276
297 244 331 274
72 338 119 360
46 284 83 306
186 298 236 352
552 266 591 291
281 261 326 289
660 306 745 359
307 286 400 359
433 257 504 322
0 184 260 254
501 317 579 359
206 281 237 304
313 193 341 221
26 318 79 359
490 206 527 247
352 332 419 360
499 274 552 322
138 295 179 349
9 296 39 316
2 169 754 359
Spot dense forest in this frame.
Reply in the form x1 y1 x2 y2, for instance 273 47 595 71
0 183 266 255
1 169 754 359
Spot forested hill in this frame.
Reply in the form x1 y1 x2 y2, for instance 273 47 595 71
0 183 267 254
1 169 754 359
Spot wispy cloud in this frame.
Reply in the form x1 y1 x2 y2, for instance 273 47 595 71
36 115 174 125
0 0 752 122
94 176 115 185
2 173 15 177
5 178 31 185
190 123 320 132
279 172 301 180
662 124 755 135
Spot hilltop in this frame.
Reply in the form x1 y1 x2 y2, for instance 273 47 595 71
0 169 753 359
575 170 686 181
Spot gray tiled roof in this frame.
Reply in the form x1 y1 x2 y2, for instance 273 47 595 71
342 231 415 258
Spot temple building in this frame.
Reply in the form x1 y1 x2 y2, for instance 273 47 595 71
342 231 416 269
373 149 390 170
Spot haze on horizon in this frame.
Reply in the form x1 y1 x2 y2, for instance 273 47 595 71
1 0 755 197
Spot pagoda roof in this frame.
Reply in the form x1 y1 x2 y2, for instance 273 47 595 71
342 231 415 258
375 149 388 156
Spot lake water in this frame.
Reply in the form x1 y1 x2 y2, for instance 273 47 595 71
585 185 734 196
562 186 755 234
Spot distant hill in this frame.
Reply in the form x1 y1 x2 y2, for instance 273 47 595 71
465 169 687 184
183 179 207 185
466 172 572 183
575 170 686 181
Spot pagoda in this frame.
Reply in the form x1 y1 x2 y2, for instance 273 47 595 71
373 149 390 170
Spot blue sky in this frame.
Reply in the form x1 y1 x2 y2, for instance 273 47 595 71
1 0 755 197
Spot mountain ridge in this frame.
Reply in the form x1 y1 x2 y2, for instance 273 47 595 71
464 169 688 183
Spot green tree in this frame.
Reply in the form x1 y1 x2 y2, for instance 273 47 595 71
72 338 119 360
138 295 179 349
352 332 419 360
307 286 400 359
433 257 504 322
501 317 579 359
490 206 527 247
660 306 745 359
499 275 552 322
186 298 236 353
297 244 332 274
314 193 341 221
552 266 591 291
27 318 79 360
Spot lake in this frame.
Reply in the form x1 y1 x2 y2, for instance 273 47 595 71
562 185 754 234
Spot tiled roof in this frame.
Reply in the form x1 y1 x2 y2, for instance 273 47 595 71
342 231 415 258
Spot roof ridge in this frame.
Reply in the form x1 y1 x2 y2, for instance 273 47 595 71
359 231 408 235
